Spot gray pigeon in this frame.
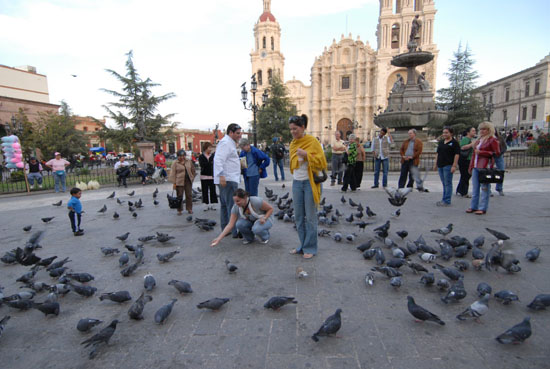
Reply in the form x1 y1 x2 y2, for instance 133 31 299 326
119 252 129 267
371 266 402 278
420 272 435 286
32 301 60 317
120 263 139 277
264 296 297 310
225 259 238 272
477 282 492 297
157 251 180 263
407 296 445 325
97 205 107 213
436 278 450 291
197 298 230 311
430 224 453 237
0 315 9 338
494 290 520 305
99 291 131 303
311 309 342 342
155 299 177 324
473 235 485 248
527 294 550 310
168 280 193 294
107 191 115 199
128 292 153 320
390 276 402 288
116 232 130 241
496 317 531 344
365 272 375 286
486 227 510 241
374 247 386 265
433 264 463 281
441 279 467 304
525 247 541 262
456 294 490 321
100 247 120 256
144 274 156 291
77 318 102 332
81 319 119 359
407 262 428 274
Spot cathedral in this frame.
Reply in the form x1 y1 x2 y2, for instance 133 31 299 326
250 0 439 144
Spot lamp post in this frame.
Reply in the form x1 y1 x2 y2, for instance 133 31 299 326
241 74 268 147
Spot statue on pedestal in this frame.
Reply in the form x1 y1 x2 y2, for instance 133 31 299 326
391 74 405 93
417 72 431 91
408 15 422 52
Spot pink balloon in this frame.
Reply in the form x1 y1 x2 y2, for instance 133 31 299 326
16 162 24 168
10 157 20 163
14 153 23 159
12 143 21 149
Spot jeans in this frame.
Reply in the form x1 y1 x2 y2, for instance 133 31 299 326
27 172 43 186
201 179 218 204
54 171 67 192
273 158 285 181
437 165 453 204
236 218 272 242
292 179 318 255
244 175 260 196
456 157 471 196
398 160 415 188
373 158 389 187
470 168 490 211
137 170 147 183
218 181 239 236
494 155 505 192
68 211 82 232
331 154 344 184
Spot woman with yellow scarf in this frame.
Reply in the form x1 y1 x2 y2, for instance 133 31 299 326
288 115 327 259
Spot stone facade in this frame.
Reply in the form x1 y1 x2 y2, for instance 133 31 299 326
73 116 106 148
476 54 550 132
250 0 439 145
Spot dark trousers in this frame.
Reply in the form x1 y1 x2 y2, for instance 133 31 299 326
137 170 147 183
176 180 193 212
68 211 82 232
201 179 218 204
456 157 471 196
354 161 364 188
398 160 415 188
341 164 357 191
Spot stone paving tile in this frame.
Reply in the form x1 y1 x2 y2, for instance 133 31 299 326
326 356 362 369
266 354 329 369
268 318 298 355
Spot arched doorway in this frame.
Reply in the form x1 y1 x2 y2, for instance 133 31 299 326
336 118 353 140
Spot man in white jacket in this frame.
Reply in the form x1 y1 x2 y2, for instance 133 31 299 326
214 123 242 237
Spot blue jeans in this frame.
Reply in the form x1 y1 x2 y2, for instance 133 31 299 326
137 170 147 183
494 155 505 192
54 171 67 192
273 158 285 181
374 158 389 187
292 179 318 255
244 175 260 196
437 165 453 204
27 172 43 186
218 181 239 236
470 168 490 211
236 218 272 242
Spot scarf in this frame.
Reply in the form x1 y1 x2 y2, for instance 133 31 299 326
290 134 327 205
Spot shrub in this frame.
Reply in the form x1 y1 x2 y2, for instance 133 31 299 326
527 143 539 156
536 133 550 154
9 170 25 182
76 167 91 176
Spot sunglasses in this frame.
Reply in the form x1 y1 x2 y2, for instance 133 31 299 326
229 125 241 132
288 116 301 124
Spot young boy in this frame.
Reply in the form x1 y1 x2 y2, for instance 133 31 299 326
67 187 84 236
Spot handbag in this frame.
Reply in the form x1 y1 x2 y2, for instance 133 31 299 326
313 169 328 184
460 148 472 158
478 168 504 184
167 191 182 209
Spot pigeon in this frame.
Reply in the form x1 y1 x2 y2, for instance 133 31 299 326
346 233 357 242
127 190 135 196
391 246 405 259
473 235 485 248
332 233 343 242
118 252 129 267
138 235 155 242
363 249 377 260
81 320 119 359
107 191 115 199
494 290 520 305
454 246 469 258
22 281 51 293
419 253 436 263
374 247 386 265
3 291 36 301
387 258 405 269
441 279 467 304
153 200 159 206
0 315 10 339
156 235 175 243
419 272 435 286
23 225 32 232
117 198 124 205
128 206 135 212
77 318 103 332
97 205 107 213
197 298 230 311
472 247 485 260
41 217 55 223
144 274 156 292
486 228 510 241
225 259 238 272
340 196 346 204
46 257 71 271
456 294 490 321
354 211 364 219
385 187 412 206
32 301 60 317
52 200 62 206
453 260 470 271
128 292 153 320
168 280 193 294
365 272 375 286
335 209 343 217
318 229 331 237
348 198 358 207
433 264 463 281
100 247 120 256
157 251 180 263
525 247 541 262
99 291 131 303
357 240 375 252
345 214 354 223
371 266 402 278
373 220 390 234
396 230 408 240
527 294 550 310
477 282 492 297
153 188 159 198
120 263 139 277
68 283 97 297
355 221 374 231
116 232 130 241
48 266 68 278
264 296 298 310
496 317 531 344
296 267 308 278
407 296 445 325
436 278 450 291
406 241 418 254
365 206 376 218
390 276 402 288
430 224 453 237
66 273 95 283
311 309 342 342
16 267 39 284
113 212 119 219
407 262 428 274
132 212 138 218
4 299 34 310
391 209 401 218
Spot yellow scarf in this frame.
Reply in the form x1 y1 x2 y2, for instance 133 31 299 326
289 134 327 205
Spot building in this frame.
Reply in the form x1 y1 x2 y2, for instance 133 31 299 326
250 0 439 144
161 128 224 154
0 64 60 132
476 54 550 132
73 116 106 149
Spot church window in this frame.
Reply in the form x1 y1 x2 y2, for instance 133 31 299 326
503 109 507 122
534 79 540 95
391 24 400 49
505 87 510 102
394 0 402 14
268 69 273 83
83 126 88 132
258 70 263 86
489 94 493 104
342 76 350 90
414 0 421 11
271 37 274 50
525 81 530 97
522 106 527 120
263 37 266 49
531 105 537 120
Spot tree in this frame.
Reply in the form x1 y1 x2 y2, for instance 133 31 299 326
100 51 176 150
431 43 485 135
32 101 88 158
257 75 297 144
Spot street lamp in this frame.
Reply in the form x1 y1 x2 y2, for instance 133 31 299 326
484 102 494 122
241 74 268 147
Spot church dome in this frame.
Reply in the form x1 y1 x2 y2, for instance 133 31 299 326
259 11 276 22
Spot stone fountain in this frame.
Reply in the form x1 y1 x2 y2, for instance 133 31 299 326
374 15 447 147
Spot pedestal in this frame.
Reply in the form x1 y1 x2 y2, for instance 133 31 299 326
137 141 155 165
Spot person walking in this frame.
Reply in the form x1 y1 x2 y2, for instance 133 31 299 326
198 142 218 210
371 128 393 188
210 189 273 246
330 131 346 186
239 138 270 196
271 137 286 181
493 130 507 196
467 122 501 215
154 149 168 181
354 136 365 188
398 129 423 189
67 187 84 236
288 115 327 259
456 127 476 197
114 155 130 188
433 127 460 207
25 156 43 189
169 150 196 215
214 123 242 238
45 152 70 193
341 134 358 192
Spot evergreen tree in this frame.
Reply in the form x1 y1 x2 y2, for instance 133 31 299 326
432 43 485 135
100 51 176 150
257 75 297 145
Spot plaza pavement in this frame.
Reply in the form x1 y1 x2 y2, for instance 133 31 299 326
0 167 549 369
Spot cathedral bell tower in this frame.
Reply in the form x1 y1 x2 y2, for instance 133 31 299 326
250 0 285 98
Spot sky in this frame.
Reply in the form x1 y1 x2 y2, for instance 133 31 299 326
1 0 549 131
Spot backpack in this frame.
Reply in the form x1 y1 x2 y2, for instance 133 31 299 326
273 144 285 160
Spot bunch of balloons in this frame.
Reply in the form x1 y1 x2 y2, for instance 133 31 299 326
1 135 24 169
